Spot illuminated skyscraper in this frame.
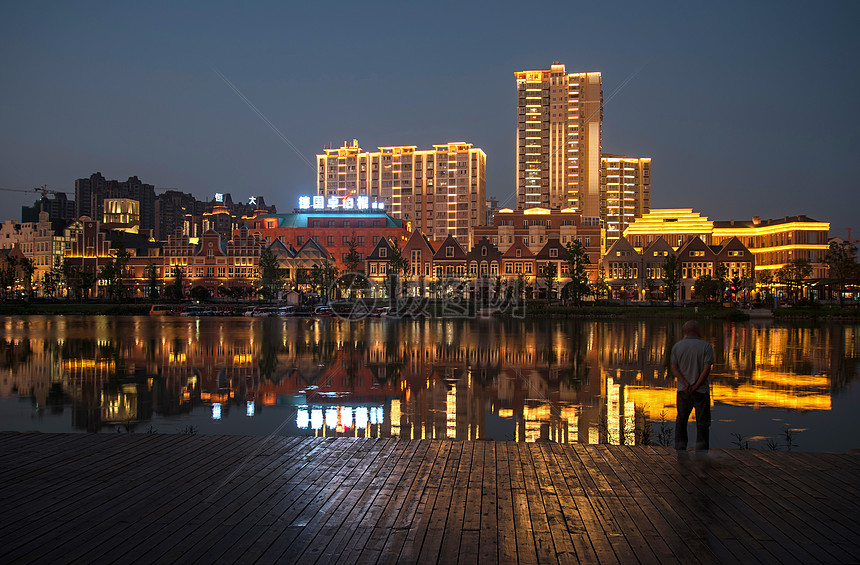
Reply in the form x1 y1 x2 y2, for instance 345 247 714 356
515 63 602 217
317 140 486 244
600 155 651 246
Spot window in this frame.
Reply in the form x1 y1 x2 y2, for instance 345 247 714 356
297 236 304 246
370 263 377 275
481 247 487 256
549 248 558 258
327 236 334 246
525 263 532 274
446 246 454 257
380 247 387 258
343 236 350 245
516 249 521 258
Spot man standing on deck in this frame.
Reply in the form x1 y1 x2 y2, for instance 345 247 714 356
670 320 715 452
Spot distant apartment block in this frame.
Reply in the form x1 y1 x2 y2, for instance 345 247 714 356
600 155 650 246
515 63 602 218
21 192 76 223
317 140 486 245
75 172 156 231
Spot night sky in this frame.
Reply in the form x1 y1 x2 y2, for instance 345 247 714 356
1 1 858 236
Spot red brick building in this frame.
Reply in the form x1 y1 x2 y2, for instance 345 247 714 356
245 211 408 273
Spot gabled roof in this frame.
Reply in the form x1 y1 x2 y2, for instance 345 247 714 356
677 235 715 258
366 237 392 261
267 237 296 259
403 230 435 254
604 236 639 258
294 238 331 260
466 237 502 262
535 237 567 260
502 238 535 259
641 236 675 257
433 235 468 261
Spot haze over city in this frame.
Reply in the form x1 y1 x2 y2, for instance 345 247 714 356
1 1 858 235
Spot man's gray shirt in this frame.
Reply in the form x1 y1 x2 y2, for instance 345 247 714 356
670 337 715 393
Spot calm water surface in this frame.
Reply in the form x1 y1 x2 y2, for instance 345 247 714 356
1 315 858 451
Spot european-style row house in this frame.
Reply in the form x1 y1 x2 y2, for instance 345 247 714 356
602 235 755 301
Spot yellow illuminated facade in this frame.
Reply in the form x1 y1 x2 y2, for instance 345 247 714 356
316 140 487 244
102 198 140 233
623 209 830 278
712 215 830 277
600 156 651 246
515 63 602 218
623 209 714 250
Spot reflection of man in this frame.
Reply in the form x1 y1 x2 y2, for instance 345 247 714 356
670 321 715 451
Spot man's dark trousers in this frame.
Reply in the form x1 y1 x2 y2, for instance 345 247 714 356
675 390 711 451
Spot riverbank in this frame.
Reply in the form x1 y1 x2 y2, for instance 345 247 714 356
1 299 858 321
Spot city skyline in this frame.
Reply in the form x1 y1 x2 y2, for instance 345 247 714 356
1 2 858 237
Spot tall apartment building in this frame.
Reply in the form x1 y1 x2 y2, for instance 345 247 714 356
21 193 76 223
515 63 602 217
317 140 486 244
600 155 651 246
75 172 156 231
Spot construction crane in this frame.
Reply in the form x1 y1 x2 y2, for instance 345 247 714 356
0 185 67 198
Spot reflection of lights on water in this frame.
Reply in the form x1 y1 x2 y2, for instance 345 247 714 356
246 401 255 417
296 407 309 429
355 407 368 428
294 405 382 430
212 403 222 420
310 409 323 430
342 408 352 429
325 408 338 429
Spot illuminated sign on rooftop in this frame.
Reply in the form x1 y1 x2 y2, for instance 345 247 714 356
298 195 385 211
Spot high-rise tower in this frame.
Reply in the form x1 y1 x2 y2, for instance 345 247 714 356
515 63 602 218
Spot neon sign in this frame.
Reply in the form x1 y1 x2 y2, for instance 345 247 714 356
298 195 385 211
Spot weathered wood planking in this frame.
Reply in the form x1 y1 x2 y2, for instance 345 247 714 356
0 433 857 565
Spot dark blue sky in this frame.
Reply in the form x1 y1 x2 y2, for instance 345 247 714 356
2 1 858 236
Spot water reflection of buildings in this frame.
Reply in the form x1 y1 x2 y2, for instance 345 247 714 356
0 317 854 443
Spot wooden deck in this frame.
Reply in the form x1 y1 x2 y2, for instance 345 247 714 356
0 434 858 564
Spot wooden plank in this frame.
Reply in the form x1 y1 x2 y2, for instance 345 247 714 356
477 442 498 565
493 442 518 565
416 441 464 565
433 440 475 565
518 442 557 565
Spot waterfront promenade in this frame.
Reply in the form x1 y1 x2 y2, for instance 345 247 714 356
1 434 857 564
